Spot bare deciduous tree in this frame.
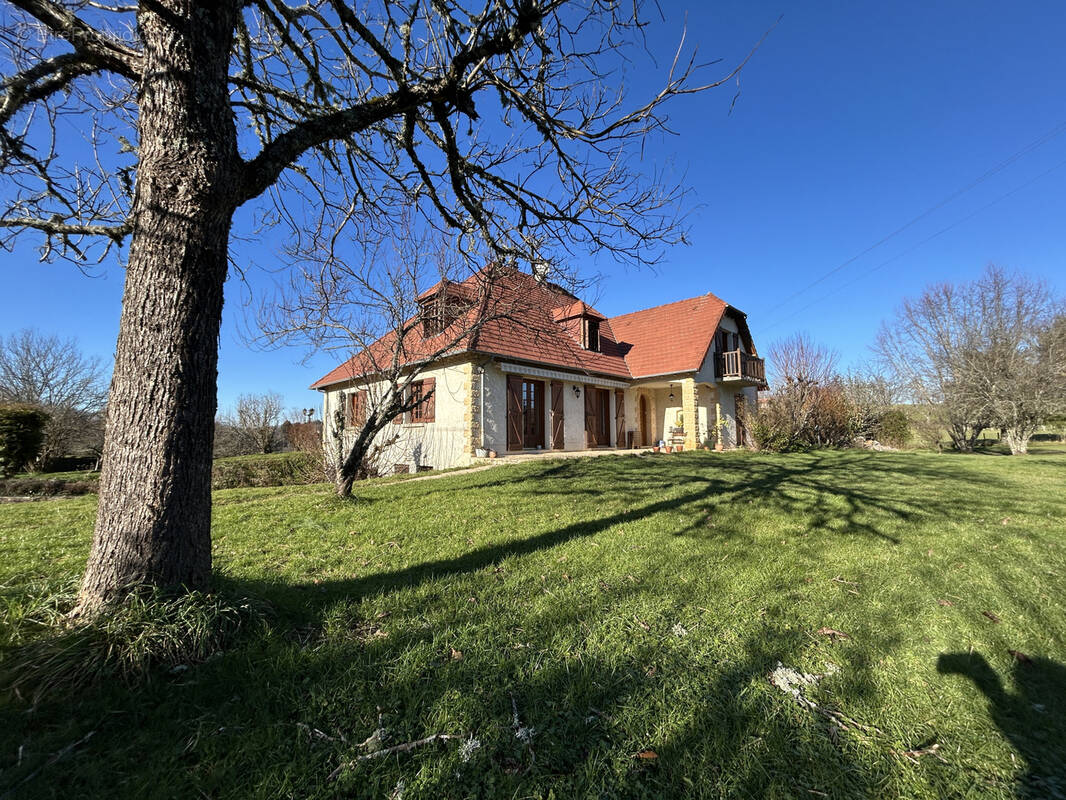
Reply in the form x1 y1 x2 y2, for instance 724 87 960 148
875 280 991 452
839 368 899 440
876 266 1065 454
959 268 1065 454
219 391 285 455
260 215 557 497
0 328 108 468
755 333 852 450
2 0 765 612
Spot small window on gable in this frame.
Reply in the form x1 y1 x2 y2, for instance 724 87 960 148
585 318 600 352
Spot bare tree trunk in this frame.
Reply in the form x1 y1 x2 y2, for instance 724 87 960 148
1004 426 1031 455
76 2 240 614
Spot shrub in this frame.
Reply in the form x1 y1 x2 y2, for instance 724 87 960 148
210 451 321 489
875 408 910 448
807 382 856 447
750 412 803 453
0 404 49 477
752 382 855 452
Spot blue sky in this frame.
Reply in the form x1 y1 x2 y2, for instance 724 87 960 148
2 1 1064 416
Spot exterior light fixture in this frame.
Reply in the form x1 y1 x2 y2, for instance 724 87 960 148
573 385 581 397
668 385 675 401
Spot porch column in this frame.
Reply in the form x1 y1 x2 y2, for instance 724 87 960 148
681 377 698 450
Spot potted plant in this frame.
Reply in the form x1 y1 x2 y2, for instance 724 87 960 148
675 444 684 452
488 449 498 458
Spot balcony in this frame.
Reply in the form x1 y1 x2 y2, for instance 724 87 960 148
714 350 765 384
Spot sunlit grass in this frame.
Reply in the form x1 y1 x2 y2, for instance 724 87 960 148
1 448 1064 798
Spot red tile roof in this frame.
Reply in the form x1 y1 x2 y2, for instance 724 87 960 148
310 268 630 388
609 292 728 378
311 269 739 388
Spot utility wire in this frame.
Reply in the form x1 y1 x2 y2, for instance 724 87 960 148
759 156 1066 336
763 118 1066 315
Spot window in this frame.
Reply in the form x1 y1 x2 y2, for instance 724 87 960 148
420 293 468 337
408 378 436 423
347 390 367 427
585 318 600 352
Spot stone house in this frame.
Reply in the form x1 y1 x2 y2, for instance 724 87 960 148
311 267 765 472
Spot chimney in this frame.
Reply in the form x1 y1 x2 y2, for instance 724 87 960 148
532 260 550 282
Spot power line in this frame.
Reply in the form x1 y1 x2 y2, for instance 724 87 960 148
759 156 1066 336
763 118 1066 315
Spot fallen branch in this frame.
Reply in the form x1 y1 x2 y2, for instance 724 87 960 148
328 734 461 780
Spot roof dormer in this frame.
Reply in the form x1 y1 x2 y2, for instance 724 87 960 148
417 280 475 338
551 301 607 352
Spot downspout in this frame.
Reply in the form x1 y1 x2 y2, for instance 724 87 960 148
477 356 493 451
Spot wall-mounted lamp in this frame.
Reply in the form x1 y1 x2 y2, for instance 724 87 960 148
572 385 581 398
668 384 675 402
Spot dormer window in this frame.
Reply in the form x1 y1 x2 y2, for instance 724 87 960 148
585 318 600 352
552 300 606 353
420 286 470 338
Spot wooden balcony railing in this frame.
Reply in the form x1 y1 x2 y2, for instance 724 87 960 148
715 350 765 383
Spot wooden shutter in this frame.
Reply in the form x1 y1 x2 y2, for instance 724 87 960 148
408 381 424 422
421 377 435 422
348 390 367 427
506 375 523 450
614 390 624 449
392 386 404 424
550 381 564 449
584 385 595 447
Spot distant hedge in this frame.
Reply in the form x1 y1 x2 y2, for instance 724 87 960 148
210 451 322 489
0 476 98 497
0 452 324 498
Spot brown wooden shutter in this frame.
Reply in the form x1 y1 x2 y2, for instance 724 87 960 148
584 385 595 447
550 381 564 449
349 390 367 426
614 389 625 449
421 377 435 422
392 386 404 424
506 375 523 450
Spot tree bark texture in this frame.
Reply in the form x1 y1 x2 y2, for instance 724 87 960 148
76 2 241 612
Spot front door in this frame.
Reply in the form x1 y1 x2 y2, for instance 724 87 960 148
734 392 747 448
584 387 611 447
507 376 545 450
522 380 545 448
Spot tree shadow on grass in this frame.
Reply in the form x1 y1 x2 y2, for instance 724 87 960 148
938 651 1066 798
0 451 1013 797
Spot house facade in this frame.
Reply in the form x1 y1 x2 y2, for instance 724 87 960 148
312 268 765 473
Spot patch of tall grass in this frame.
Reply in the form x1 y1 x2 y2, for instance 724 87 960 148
0 582 269 703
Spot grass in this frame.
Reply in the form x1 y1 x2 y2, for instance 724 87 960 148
1 448 1064 799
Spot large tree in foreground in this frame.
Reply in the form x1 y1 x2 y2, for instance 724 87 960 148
1 1 760 612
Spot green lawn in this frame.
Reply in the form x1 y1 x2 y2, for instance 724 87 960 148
1 449 1064 799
